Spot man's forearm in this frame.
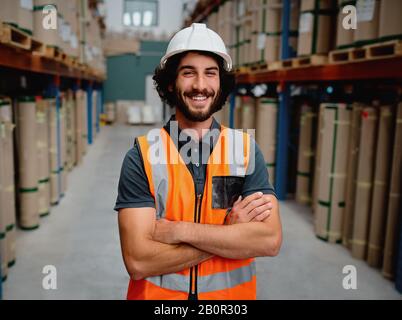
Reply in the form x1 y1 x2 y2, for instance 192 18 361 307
129 240 212 280
176 221 280 260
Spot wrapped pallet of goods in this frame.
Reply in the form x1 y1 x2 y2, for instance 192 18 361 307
258 0 282 63
33 1 59 48
48 98 60 206
92 91 97 141
16 97 39 230
36 99 50 218
0 119 8 281
342 102 363 248
256 98 278 184
297 0 336 56
59 97 67 197
1 0 34 34
65 91 76 171
312 103 324 213
296 102 315 205
336 0 356 49
234 96 243 129
0 98 17 271
81 90 88 155
353 0 380 46
75 90 84 165
382 102 402 279
241 96 256 130
367 105 394 267
105 102 115 124
351 106 378 259
314 103 351 243
378 0 402 42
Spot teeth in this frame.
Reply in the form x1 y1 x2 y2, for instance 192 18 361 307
191 96 207 101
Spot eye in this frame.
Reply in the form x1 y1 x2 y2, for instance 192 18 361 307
206 71 217 77
182 71 194 76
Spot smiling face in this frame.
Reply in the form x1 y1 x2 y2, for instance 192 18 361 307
172 52 221 122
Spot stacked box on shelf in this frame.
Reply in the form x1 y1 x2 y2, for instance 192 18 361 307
351 105 378 259
0 97 17 281
259 0 282 64
342 102 363 248
335 0 356 49
367 105 394 267
256 98 278 185
15 97 40 230
36 98 50 218
47 98 60 206
33 1 60 49
297 0 336 56
296 102 315 205
1 0 34 34
379 0 402 42
354 0 380 46
314 103 351 243
382 102 402 279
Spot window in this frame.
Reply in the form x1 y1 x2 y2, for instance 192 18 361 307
123 0 158 27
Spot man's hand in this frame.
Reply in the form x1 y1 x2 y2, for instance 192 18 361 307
227 192 273 225
152 218 181 244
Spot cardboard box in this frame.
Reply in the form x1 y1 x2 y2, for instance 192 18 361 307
342 103 363 248
314 103 351 243
301 0 334 11
379 0 402 39
354 0 380 43
16 98 39 229
367 105 394 267
298 12 334 55
256 98 278 184
336 1 355 48
382 102 402 279
296 103 315 204
36 99 50 217
351 106 378 259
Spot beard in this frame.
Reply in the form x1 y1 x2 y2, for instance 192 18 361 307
174 87 222 122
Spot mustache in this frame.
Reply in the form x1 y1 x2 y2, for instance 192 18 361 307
183 89 215 98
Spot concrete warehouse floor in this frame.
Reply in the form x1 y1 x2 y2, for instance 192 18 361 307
2 125 402 300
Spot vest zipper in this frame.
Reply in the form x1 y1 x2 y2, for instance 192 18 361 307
188 193 202 300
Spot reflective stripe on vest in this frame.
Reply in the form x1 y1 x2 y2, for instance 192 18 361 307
132 125 256 299
146 260 256 293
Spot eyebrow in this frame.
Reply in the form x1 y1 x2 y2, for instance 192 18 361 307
178 65 219 72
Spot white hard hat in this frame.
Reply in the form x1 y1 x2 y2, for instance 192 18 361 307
160 23 232 71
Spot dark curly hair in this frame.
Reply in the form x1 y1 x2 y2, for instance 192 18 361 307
153 50 236 112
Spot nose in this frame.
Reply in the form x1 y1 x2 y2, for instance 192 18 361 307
192 74 207 91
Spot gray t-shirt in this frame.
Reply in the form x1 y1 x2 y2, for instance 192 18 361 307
114 116 276 211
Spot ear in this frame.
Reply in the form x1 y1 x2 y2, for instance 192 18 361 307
168 84 173 92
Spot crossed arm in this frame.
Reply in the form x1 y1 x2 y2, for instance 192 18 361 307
118 193 282 280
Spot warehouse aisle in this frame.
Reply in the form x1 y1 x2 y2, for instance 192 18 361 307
3 125 401 300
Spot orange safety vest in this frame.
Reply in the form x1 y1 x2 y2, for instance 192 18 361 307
127 124 256 300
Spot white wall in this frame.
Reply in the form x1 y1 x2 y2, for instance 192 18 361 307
105 0 185 39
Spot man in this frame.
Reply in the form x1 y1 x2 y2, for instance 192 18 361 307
115 23 282 300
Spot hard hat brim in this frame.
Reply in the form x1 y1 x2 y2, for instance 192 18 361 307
160 49 233 72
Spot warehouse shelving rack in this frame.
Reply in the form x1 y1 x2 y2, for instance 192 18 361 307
187 0 402 292
0 42 104 146
187 0 402 199
0 41 105 297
